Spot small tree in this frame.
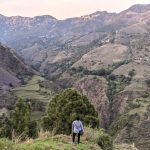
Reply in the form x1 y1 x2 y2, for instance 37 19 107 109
11 98 38 139
11 98 31 138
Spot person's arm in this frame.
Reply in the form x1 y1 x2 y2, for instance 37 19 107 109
72 122 74 133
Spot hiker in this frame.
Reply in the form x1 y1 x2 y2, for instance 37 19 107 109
72 116 84 144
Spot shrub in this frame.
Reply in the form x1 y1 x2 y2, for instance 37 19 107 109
87 128 112 150
128 69 135 77
108 74 116 80
96 130 112 150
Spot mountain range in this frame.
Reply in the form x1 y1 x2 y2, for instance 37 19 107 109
1 3 150 149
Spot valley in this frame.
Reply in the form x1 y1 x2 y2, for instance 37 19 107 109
1 3 150 150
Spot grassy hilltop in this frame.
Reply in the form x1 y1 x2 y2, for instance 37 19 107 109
0 130 138 150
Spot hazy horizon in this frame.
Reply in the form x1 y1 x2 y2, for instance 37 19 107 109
0 0 150 19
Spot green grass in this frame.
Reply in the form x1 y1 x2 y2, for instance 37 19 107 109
0 129 138 150
12 75 51 100
0 136 101 150
14 75 44 92
15 138 100 150
0 136 138 150
13 75 42 92
29 76 45 84
14 83 40 91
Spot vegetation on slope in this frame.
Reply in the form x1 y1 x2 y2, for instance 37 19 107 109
0 89 113 150
0 129 138 150
12 75 53 120
13 75 50 101
0 126 114 150
0 98 38 139
0 131 102 150
42 88 99 134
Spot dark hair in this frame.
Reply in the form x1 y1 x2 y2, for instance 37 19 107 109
76 116 80 120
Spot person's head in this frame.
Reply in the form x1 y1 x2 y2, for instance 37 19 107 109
76 116 80 121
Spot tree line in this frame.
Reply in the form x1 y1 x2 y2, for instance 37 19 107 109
0 88 99 139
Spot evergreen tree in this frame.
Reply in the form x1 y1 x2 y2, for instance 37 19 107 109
11 98 31 138
42 88 99 134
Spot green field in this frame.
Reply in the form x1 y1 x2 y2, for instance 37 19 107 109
12 75 53 120
0 134 101 150
13 75 53 100
13 75 49 100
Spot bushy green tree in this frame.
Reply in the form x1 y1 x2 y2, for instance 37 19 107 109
11 98 38 139
42 88 99 134
96 129 112 150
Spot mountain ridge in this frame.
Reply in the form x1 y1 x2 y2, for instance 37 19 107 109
1 3 150 20
121 4 150 14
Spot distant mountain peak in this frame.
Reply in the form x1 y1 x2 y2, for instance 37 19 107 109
92 11 109 15
3 15 57 24
0 14 5 18
34 15 57 21
81 11 116 20
123 4 150 13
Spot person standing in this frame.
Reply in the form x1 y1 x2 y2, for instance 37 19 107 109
72 116 84 144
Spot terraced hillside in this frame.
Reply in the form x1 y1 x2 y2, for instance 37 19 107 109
12 75 54 120
0 44 33 108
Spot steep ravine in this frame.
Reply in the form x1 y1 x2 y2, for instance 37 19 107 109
75 76 110 128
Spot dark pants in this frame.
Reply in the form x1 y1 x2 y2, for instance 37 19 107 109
72 132 80 144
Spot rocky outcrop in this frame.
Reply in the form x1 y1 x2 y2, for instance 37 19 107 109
75 76 110 128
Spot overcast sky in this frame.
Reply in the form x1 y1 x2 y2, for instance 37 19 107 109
0 0 150 19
